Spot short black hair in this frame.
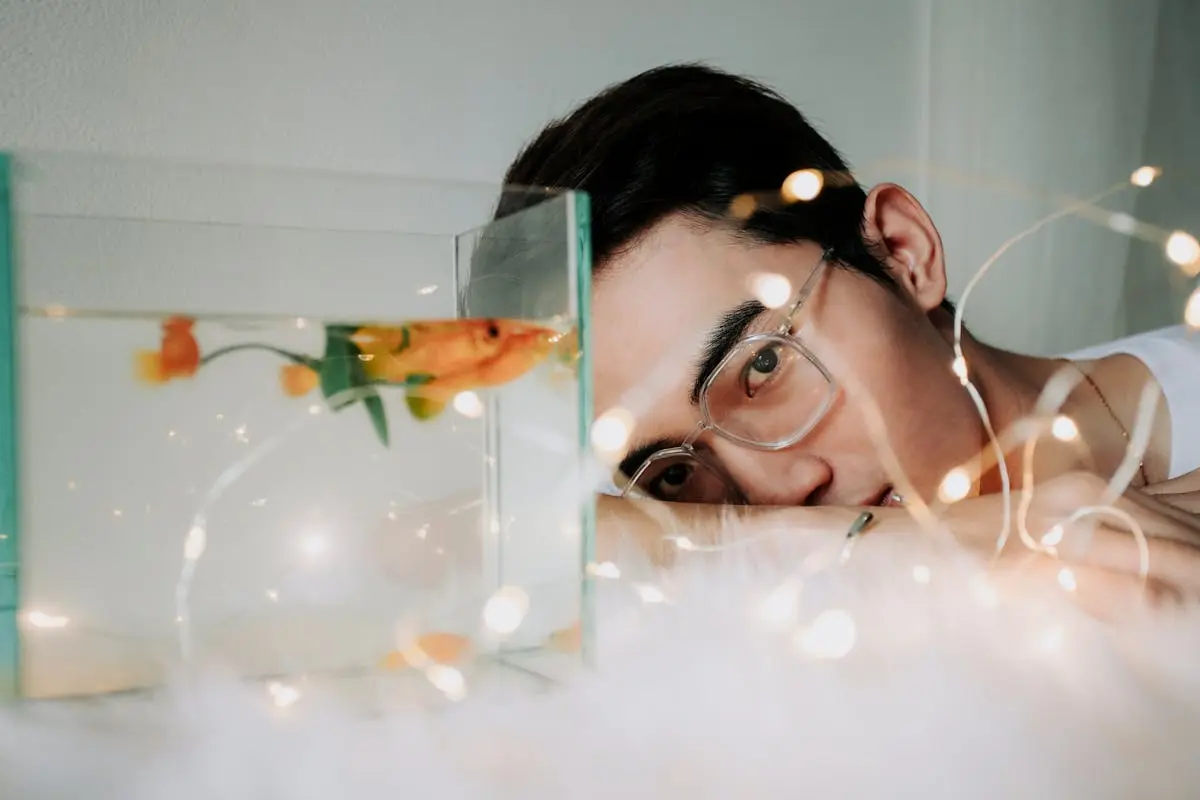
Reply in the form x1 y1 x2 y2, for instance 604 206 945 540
489 62 953 313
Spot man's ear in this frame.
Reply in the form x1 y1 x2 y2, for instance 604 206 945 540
861 183 948 313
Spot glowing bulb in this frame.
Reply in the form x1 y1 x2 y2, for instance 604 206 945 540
672 535 697 551
452 391 484 419
1051 415 1079 442
1057 567 1077 592
417 284 438 295
267 681 300 708
1130 166 1160 187
756 580 800 630
1185 286 1200 329
308 404 321 415
25 611 69 629
1041 525 1065 548
1107 212 1137 236
796 609 857 660
587 561 621 579
591 408 635 455
749 272 792 309
1038 626 1064 652
265 589 279 601
636 584 666 604
782 169 824 202
729 193 757 219
938 467 972 504
301 534 328 561
971 575 999 608
183 525 206 561
951 355 968 382
482 586 530 634
425 664 466 701
912 564 931 585
1166 231 1200 273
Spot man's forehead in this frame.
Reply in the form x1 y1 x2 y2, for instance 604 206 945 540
590 223 749 410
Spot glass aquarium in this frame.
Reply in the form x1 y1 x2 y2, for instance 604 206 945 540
0 151 594 707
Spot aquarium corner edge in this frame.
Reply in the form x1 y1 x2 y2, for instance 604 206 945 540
0 150 20 701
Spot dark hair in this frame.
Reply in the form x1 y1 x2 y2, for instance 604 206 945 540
485 62 953 314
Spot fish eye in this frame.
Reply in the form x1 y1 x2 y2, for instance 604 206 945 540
486 321 500 338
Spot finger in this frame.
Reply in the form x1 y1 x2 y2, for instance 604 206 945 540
1144 492 1200 515
991 553 1182 621
1119 488 1200 541
1142 468 1200 496
1056 522 1200 596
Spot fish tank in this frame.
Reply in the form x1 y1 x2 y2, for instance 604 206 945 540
0 152 595 708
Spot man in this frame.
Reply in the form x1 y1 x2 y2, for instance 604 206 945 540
490 63 1200 601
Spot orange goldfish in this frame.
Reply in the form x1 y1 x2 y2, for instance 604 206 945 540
379 621 582 671
134 316 202 384
349 318 567 420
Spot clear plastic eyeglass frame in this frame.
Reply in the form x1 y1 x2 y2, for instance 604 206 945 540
621 248 838 504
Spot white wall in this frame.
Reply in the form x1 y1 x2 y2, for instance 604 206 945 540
0 0 922 185
1122 0 1200 335
918 0 1163 355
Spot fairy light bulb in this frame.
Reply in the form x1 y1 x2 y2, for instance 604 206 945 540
749 272 793 309
1038 626 1065 653
25 611 69 629
782 169 824 202
586 561 621 579
1107 212 1137 235
267 681 300 708
938 467 972 504
912 564 932 585
951 355 968 383
425 664 466 701
183 525 206 561
636 584 666 604
1051 415 1079 442
971 575 999 609
482 586 530 635
1057 567 1077 592
672 535 698 551
453 391 484 419
1130 166 1160 187
301 533 329 561
1185 286 1200 329
1041 524 1065 548
1165 231 1200 274
591 407 635 457
756 580 801 630
796 609 857 660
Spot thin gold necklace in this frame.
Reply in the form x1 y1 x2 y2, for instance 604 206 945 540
1067 360 1150 488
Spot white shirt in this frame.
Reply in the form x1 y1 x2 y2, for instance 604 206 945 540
1067 325 1200 480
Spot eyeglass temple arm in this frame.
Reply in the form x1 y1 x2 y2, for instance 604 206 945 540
779 248 834 326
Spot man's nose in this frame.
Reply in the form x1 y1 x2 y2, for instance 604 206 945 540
710 439 833 506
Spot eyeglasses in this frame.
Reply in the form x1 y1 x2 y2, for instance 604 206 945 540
620 249 837 505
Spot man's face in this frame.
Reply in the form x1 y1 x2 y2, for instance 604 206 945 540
592 205 986 507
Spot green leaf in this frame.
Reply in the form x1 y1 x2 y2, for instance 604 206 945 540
319 325 391 447
363 391 389 446
319 325 362 410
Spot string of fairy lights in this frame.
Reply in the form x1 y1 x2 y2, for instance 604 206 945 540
16 162 1200 710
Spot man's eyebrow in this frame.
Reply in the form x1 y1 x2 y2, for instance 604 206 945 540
618 438 675 481
688 300 767 405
